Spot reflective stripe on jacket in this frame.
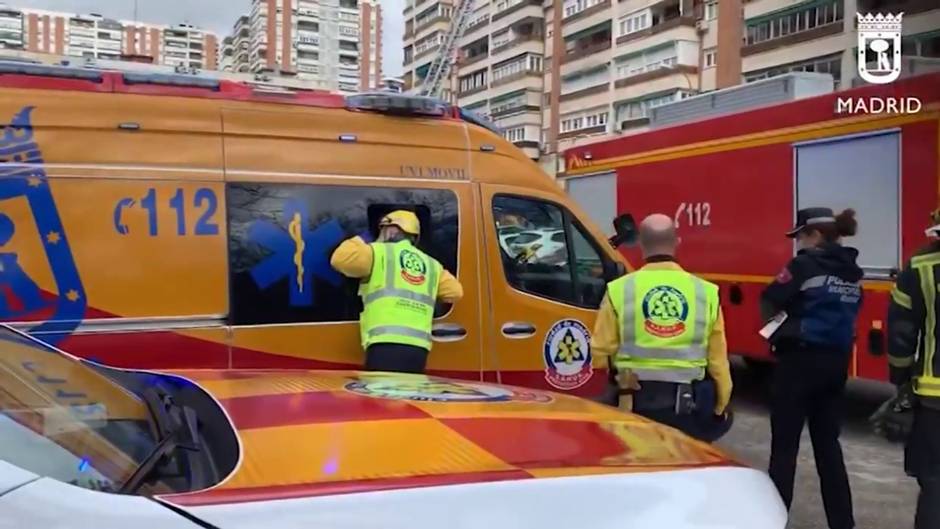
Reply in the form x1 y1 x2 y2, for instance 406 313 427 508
359 241 441 350
607 269 719 383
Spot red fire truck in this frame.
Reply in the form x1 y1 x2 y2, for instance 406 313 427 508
561 72 940 383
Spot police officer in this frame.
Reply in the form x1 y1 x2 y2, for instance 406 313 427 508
331 210 463 373
761 207 861 529
886 209 940 529
591 213 733 441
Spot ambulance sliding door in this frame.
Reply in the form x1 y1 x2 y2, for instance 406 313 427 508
795 131 900 278
225 178 483 376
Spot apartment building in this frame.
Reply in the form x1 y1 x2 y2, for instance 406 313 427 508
120 22 218 70
222 0 383 93
546 0 940 153
0 4 219 69
0 5 23 49
403 0 547 159
401 0 938 164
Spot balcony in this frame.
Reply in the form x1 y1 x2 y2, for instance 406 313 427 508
465 14 490 34
491 68 542 88
491 18 543 56
493 0 543 23
460 38 490 67
616 17 695 45
614 63 696 88
558 125 606 140
561 33 612 65
560 82 608 101
562 0 611 26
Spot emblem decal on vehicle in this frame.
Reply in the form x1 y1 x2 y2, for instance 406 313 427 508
642 285 689 338
345 374 552 403
0 106 86 343
246 199 345 307
543 319 593 390
398 248 427 285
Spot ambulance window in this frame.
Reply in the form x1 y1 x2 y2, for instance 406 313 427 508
493 195 610 308
569 222 608 308
227 183 459 325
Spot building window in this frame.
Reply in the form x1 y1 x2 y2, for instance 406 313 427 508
618 9 651 36
744 52 842 84
615 44 678 79
615 92 680 122
491 92 527 114
492 54 541 81
504 127 525 142
459 69 488 92
563 0 605 19
902 31 940 59
494 0 523 14
560 109 608 133
705 1 718 21
744 0 843 47
493 195 610 308
704 47 717 68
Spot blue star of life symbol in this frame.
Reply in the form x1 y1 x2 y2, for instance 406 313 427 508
247 199 345 307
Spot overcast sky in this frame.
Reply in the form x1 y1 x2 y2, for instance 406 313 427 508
21 0 405 75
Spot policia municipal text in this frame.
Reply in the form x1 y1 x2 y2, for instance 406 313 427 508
592 214 733 442
886 210 940 529
331 210 464 373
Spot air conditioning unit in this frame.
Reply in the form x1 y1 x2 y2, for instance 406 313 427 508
695 19 707 32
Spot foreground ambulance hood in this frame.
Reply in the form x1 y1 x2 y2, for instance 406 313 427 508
151 370 785 528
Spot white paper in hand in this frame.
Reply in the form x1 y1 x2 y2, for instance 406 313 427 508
759 311 788 340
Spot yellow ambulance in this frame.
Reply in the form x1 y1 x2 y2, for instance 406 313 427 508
0 62 630 396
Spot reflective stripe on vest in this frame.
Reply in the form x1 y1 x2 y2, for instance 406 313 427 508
367 325 432 343
914 259 939 396
360 242 440 350
613 271 713 383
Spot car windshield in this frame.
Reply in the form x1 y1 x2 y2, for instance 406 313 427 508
0 328 159 493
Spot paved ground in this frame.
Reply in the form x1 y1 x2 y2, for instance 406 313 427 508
717 361 918 529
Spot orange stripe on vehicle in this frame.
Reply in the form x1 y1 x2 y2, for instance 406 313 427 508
218 419 516 490
565 107 940 176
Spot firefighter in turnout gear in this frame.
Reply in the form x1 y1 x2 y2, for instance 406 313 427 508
331 210 463 373
885 208 940 529
591 213 733 442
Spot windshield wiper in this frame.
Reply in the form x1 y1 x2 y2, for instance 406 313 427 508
119 389 201 495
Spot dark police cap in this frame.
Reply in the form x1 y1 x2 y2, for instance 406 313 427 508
786 207 835 238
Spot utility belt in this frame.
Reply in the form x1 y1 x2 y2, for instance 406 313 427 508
632 379 717 417
772 338 851 357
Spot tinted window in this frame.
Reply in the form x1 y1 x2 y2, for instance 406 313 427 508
228 183 459 325
493 195 611 309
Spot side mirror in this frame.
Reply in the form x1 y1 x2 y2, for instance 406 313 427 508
608 213 638 248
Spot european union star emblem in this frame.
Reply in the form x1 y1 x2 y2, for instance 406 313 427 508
248 199 345 307
0 106 86 343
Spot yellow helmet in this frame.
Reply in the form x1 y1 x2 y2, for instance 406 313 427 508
379 210 420 236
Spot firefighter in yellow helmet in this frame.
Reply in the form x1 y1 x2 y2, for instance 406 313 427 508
330 210 463 373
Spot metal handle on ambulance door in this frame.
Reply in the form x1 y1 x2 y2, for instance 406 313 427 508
501 322 536 339
432 323 467 342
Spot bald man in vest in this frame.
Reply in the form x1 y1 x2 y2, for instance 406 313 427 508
591 213 733 441
331 210 463 374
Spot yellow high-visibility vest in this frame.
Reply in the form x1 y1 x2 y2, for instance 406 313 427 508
359 241 441 350
607 268 719 383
